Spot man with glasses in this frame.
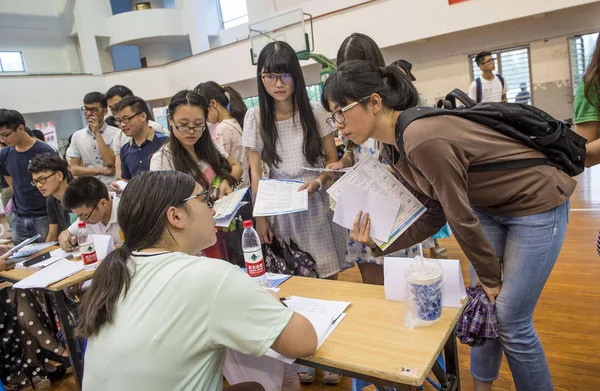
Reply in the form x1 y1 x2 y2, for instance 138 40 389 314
109 96 167 194
468 51 508 103
29 153 76 242
68 92 120 188
58 176 122 252
0 109 57 243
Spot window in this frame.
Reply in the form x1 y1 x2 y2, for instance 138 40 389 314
243 96 259 109
469 46 532 104
570 32 599 94
0 51 25 72
218 0 248 29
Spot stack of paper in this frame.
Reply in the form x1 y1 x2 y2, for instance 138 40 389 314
15 256 62 270
213 188 249 227
8 242 56 259
266 296 350 364
327 156 427 251
14 258 84 289
253 179 308 217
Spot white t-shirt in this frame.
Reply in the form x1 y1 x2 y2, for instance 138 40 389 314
68 124 120 188
82 252 293 391
67 195 122 247
468 75 508 103
113 120 167 154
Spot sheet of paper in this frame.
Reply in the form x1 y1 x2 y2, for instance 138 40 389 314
215 202 249 227
302 167 351 173
50 248 77 259
333 184 400 242
116 180 128 191
9 242 57 259
15 256 62 269
327 155 426 251
383 257 466 308
90 234 115 261
213 187 249 220
265 272 292 288
14 258 83 289
253 179 308 217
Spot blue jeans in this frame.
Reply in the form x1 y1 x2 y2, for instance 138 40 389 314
11 215 49 244
469 200 569 391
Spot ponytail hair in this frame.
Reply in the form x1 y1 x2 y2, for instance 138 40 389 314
194 81 248 129
321 60 419 113
76 171 197 338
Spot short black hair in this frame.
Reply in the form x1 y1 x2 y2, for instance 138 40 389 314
112 96 150 122
105 85 133 101
63 176 109 210
31 129 45 142
475 51 493 66
83 92 107 109
29 152 71 182
0 109 25 130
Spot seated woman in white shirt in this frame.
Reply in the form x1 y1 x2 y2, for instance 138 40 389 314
150 90 243 199
78 171 318 391
57 176 122 251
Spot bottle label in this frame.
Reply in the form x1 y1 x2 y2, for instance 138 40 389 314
80 242 98 266
244 249 265 278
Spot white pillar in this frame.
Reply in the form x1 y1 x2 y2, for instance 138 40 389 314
74 0 113 75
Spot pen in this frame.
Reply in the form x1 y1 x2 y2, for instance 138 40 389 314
331 313 343 325
280 298 288 307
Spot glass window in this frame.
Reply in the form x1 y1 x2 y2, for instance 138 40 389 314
0 52 25 72
570 32 599 94
218 0 248 29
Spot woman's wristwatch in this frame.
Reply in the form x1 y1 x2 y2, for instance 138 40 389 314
315 178 324 191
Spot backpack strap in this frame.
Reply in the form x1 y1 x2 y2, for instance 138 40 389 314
475 77 483 103
441 89 476 109
496 74 505 89
396 107 444 153
468 158 549 173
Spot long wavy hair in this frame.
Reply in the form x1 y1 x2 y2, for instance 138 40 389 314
256 41 323 168
167 90 235 189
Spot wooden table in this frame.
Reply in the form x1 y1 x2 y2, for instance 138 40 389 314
0 247 94 390
279 277 464 391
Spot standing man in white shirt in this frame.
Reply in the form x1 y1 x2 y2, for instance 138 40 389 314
105 85 168 180
68 92 119 188
468 51 508 103
57 176 122 252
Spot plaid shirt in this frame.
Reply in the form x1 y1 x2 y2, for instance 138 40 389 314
456 286 499 347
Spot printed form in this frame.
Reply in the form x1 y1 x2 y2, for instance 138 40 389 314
253 179 308 217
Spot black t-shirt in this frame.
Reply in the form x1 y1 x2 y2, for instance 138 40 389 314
0 141 57 217
46 196 75 232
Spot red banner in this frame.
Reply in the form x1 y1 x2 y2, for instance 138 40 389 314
449 0 468 4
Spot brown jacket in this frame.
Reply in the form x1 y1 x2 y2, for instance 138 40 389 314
375 115 575 288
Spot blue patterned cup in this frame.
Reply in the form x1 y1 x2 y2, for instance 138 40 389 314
406 264 443 323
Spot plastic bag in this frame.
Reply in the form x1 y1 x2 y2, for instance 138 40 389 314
404 256 444 329
432 223 452 239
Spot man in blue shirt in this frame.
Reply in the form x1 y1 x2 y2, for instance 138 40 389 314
109 96 167 193
0 109 58 243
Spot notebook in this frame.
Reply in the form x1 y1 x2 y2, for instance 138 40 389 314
13 258 84 289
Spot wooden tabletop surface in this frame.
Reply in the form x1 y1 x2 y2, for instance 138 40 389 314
278 277 464 386
0 246 95 292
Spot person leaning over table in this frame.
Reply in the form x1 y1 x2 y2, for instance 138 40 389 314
57 176 123 252
78 170 317 391
321 60 573 391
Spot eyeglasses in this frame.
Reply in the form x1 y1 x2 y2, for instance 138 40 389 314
30 172 58 186
180 189 214 208
326 96 371 129
173 123 206 134
261 73 293 86
114 112 142 126
78 202 99 222
81 106 101 114
0 129 15 140
481 58 495 65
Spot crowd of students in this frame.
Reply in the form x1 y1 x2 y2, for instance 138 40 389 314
0 31 597 391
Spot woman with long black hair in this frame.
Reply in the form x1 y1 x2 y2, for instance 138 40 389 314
321 60 573 391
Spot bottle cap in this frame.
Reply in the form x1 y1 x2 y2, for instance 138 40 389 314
243 220 253 229
78 221 86 228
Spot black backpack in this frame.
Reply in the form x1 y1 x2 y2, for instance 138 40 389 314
397 89 587 177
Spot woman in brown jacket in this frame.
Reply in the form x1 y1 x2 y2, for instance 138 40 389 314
321 60 573 391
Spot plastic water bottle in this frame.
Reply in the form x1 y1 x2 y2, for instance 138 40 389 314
242 220 268 287
77 222 99 271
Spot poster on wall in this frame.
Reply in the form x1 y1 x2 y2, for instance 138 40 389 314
153 107 169 131
35 121 59 151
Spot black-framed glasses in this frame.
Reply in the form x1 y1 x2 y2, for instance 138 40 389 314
78 202 99 222
326 96 371 129
0 129 15 140
180 189 214 208
261 73 293 86
173 122 206 134
114 112 142 126
481 58 495 65
81 106 101 114
30 172 58 186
